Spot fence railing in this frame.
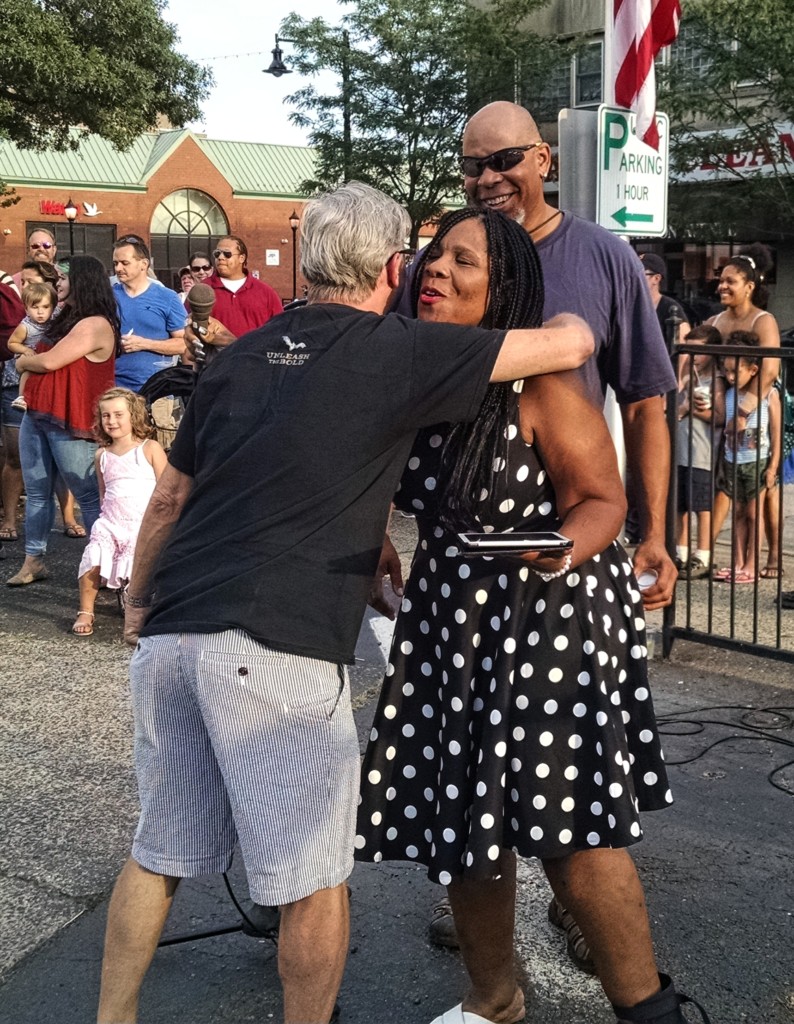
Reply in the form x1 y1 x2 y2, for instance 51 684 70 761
662 341 794 662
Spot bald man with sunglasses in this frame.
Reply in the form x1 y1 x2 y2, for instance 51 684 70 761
398 103 679 977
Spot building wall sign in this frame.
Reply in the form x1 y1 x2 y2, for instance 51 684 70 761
39 199 71 216
674 123 794 183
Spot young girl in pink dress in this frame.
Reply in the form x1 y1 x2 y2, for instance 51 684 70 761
73 388 166 636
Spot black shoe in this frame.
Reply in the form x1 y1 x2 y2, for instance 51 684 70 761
613 973 711 1023
240 902 280 938
780 591 794 609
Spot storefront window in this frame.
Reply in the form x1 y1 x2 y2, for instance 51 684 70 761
27 221 117 271
150 189 228 286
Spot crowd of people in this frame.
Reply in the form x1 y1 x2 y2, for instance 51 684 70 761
0 228 284 625
674 244 786 585
8 98 786 1024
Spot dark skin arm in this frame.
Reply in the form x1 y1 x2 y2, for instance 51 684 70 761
368 531 405 620
621 396 676 611
518 371 626 573
182 315 236 364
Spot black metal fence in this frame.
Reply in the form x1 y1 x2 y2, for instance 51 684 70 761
662 341 794 662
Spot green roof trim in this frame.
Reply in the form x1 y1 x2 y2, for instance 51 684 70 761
198 139 316 197
0 128 317 200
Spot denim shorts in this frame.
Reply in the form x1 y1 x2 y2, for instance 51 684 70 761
130 630 360 905
1 387 23 429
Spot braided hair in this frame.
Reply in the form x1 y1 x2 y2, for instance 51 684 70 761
411 208 545 530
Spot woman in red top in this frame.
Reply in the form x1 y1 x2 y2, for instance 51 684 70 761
7 256 121 586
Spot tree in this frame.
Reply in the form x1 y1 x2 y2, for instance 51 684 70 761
0 0 212 206
658 0 794 241
280 0 567 246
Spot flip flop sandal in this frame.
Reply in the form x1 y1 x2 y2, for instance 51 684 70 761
0 528 18 541
72 610 95 636
731 571 757 584
712 566 733 580
64 525 87 539
760 566 784 579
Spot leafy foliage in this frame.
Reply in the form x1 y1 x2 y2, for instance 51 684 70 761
0 0 212 152
280 0 566 245
658 0 794 239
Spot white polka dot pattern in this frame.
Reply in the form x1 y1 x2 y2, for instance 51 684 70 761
355 411 673 883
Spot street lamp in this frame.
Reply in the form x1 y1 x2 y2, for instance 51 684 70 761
64 197 78 255
264 30 352 182
289 209 300 300
263 34 297 78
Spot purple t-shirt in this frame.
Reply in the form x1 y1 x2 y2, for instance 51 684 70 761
533 213 676 404
395 212 676 406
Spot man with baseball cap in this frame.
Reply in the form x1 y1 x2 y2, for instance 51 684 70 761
639 252 690 346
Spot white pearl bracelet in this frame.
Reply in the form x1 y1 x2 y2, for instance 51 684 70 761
531 551 572 582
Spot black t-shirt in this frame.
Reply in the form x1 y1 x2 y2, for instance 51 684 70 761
142 303 504 663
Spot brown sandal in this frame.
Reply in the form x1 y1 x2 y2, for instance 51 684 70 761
548 895 597 975
72 610 95 636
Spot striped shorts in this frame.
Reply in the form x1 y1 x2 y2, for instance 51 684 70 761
129 630 360 906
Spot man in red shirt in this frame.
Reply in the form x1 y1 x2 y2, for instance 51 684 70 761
194 235 282 342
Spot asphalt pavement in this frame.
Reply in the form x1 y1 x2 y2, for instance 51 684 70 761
1 514 793 1023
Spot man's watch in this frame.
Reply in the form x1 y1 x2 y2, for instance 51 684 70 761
126 594 154 609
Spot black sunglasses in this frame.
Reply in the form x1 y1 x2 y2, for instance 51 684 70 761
30 241 55 250
213 249 239 259
459 142 543 178
191 264 211 272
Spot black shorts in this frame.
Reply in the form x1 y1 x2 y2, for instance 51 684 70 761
677 466 712 514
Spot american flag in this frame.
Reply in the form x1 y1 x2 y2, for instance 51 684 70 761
612 0 681 150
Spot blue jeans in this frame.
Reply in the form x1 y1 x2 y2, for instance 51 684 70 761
19 412 100 556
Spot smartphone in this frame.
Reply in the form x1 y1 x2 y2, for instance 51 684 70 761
457 531 573 556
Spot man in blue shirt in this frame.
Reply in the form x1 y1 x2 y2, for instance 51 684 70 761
112 236 186 392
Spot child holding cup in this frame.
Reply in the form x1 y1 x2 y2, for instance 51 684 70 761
676 324 724 579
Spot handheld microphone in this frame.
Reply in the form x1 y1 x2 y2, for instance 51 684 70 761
186 283 215 369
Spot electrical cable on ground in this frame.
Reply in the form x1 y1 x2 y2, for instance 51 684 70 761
656 703 794 795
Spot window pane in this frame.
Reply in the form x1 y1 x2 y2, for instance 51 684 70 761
150 189 229 287
575 43 602 107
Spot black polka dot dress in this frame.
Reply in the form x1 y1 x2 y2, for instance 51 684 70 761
355 394 673 885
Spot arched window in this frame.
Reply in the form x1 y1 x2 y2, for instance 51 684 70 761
150 189 228 286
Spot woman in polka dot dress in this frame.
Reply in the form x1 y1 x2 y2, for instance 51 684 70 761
355 210 699 1024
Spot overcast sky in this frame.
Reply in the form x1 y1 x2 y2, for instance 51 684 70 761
164 0 345 146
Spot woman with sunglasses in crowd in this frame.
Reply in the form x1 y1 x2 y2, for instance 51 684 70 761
188 252 213 285
356 209 707 1024
7 256 121 586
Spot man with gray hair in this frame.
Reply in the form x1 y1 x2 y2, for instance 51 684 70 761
97 181 594 1024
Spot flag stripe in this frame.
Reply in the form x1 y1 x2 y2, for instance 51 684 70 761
611 0 680 150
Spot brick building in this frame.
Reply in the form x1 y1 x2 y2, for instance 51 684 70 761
0 128 316 303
